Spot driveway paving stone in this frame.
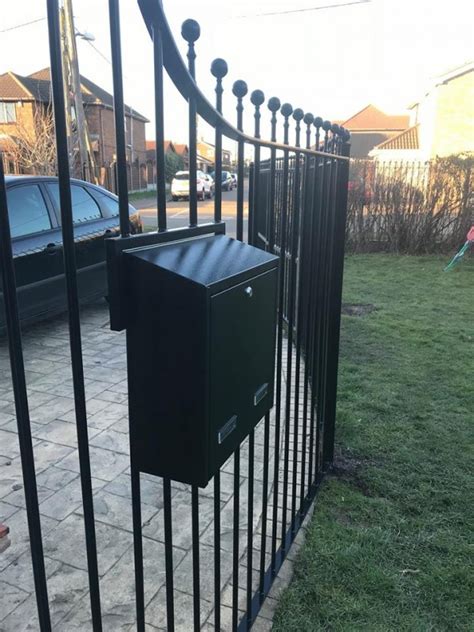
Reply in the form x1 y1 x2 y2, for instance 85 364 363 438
0 301 311 630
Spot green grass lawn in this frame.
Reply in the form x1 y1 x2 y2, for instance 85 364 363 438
274 254 473 631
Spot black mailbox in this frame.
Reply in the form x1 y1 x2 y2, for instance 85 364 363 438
124 234 278 487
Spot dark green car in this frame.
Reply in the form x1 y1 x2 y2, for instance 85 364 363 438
0 176 142 333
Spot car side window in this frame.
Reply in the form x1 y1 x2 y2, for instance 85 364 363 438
94 191 119 217
47 183 102 224
6 185 52 238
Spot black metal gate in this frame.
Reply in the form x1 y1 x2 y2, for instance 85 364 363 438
0 1 350 630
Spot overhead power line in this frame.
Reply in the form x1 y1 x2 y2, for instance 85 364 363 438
0 16 46 34
85 40 112 66
238 0 370 18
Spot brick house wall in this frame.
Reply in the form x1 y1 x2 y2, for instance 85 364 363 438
0 69 148 191
85 105 147 190
0 101 35 140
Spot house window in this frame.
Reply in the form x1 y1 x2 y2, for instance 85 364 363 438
0 102 17 123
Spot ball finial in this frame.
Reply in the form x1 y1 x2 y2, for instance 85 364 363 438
293 108 304 121
322 120 332 132
314 116 323 128
250 89 265 106
232 80 248 98
267 97 281 112
181 19 200 43
281 102 293 118
331 123 340 135
303 112 314 126
211 58 228 79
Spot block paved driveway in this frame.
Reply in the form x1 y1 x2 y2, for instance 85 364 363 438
0 300 307 631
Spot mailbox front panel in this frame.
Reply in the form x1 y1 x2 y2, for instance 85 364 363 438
208 268 278 473
124 236 278 487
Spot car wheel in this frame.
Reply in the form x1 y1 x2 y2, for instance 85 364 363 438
172 196 178 201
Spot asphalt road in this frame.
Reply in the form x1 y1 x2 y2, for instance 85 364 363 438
134 179 249 240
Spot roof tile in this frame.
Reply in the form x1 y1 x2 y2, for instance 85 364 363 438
341 104 409 131
374 125 419 150
0 68 148 122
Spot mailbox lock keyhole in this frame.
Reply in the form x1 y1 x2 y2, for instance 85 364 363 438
245 286 253 298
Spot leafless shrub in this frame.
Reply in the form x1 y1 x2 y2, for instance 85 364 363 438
346 156 473 253
6 104 57 176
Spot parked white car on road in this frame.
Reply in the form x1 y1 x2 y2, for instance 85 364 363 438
171 170 213 201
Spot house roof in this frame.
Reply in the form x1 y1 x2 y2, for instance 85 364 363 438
145 140 176 152
0 68 148 122
435 60 473 86
340 104 409 131
373 125 419 151
408 61 473 109
174 143 188 156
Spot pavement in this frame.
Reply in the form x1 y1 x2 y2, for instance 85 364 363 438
0 239 314 631
133 183 248 239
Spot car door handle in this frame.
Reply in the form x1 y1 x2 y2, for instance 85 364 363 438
44 243 62 255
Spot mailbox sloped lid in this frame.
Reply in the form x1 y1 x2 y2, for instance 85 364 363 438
127 235 278 291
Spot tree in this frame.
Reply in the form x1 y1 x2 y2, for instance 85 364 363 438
165 151 184 183
7 104 57 176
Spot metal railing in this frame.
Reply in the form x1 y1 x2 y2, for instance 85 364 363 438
0 1 350 630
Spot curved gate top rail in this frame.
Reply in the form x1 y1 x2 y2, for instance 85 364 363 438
138 0 351 157
0 1 351 631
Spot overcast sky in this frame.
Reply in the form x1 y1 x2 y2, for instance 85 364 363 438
0 0 472 150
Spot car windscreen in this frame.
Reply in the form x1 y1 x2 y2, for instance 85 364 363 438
174 173 189 180
47 183 102 224
6 185 52 238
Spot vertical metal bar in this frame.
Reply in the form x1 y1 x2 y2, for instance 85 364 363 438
211 58 228 223
182 20 200 226
317 150 338 476
290 109 303 529
250 91 264 247
108 0 129 238
130 461 145 632
308 125 330 493
246 431 255 629
266 97 282 573
312 122 332 487
311 120 325 487
248 163 254 245
152 21 167 231
279 103 293 548
232 449 240 631
299 115 315 512
267 98 280 252
191 485 200 631
232 80 248 242
315 149 336 479
0 162 52 632
323 138 350 468
214 472 221 631
305 155 320 498
258 412 270 601
163 478 175 632
46 4 103 630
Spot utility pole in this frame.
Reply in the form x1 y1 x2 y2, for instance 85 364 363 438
60 0 98 182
